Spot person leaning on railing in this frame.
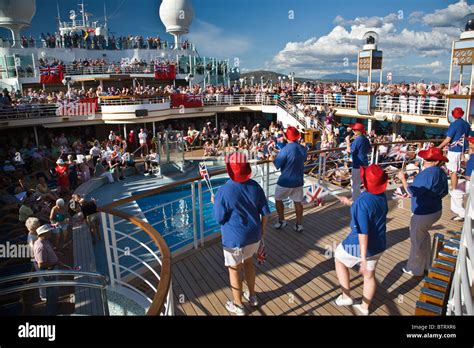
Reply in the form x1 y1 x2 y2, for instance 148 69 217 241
396 147 449 277
211 152 270 316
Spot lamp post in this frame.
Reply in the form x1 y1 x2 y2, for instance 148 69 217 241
251 76 255 86
278 76 282 87
239 78 244 88
289 72 295 93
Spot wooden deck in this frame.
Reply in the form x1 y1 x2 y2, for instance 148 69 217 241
171 192 462 316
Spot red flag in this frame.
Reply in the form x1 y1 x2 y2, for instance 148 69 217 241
154 64 176 80
40 64 64 84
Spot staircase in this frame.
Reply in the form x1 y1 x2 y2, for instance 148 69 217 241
276 98 325 131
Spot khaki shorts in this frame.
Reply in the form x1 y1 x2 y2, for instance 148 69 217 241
274 184 304 203
334 243 382 271
86 212 100 226
223 241 260 267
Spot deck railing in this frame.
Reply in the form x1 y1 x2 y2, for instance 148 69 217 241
447 180 474 315
98 206 173 315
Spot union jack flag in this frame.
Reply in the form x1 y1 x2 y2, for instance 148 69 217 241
304 183 329 206
39 63 63 84
199 162 210 181
450 134 465 149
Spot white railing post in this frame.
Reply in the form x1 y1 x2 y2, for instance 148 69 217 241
101 212 115 286
108 213 122 283
191 181 198 249
198 180 204 247
318 153 323 185
265 161 270 198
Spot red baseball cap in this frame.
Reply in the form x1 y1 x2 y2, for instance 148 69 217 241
467 136 474 144
285 126 301 142
350 123 366 133
418 147 448 162
225 152 252 183
452 107 465 119
360 164 388 195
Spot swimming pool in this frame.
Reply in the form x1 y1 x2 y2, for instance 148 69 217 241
134 178 276 252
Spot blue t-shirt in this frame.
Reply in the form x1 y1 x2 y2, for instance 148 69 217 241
409 166 448 215
350 135 371 169
274 142 307 188
466 156 474 178
342 191 388 257
447 118 470 153
213 179 271 248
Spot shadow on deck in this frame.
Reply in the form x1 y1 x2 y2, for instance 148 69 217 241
170 191 462 316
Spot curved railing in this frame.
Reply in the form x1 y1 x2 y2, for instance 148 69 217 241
98 206 173 316
447 181 474 315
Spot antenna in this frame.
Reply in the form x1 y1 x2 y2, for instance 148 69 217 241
80 0 86 26
56 2 61 29
104 2 108 28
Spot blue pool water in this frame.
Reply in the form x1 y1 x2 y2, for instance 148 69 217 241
134 178 276 252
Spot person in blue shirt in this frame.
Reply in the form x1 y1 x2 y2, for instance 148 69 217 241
272 126 307 233
438 107 470 190
334 164 388 316
346 123 371 200
212 152 270 316
397 147 449 277
450 136 474 221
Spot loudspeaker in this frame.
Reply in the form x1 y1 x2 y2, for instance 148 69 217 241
135 109 148 117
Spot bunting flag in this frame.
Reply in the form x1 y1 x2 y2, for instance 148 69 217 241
199 162 214 194
304 183 329 206
39 63 64 84
256 241 267 264
154 64 176 80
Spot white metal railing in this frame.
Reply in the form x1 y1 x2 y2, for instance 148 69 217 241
100 211 173 315
99 96 169 106
375 95 448 116
292 94 357 110
64 64 155 76
447 180 474 315
0 103 59 120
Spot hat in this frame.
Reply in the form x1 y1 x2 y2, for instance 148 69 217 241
285 126 301 142
467 136 474 144
418 147 448 162
56 159 65 165
225 152 252 183
360 164 388 195
452 107 465 119
37 224 53 236
350 123 366 133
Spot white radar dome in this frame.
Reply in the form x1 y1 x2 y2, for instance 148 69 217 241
159 0 194 48
0 0 36 47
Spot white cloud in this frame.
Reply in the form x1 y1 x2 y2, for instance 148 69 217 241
421 0 473 28
267 1 467 79
187 19 251 58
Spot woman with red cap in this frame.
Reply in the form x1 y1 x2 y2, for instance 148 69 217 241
346 122 371 200
273 126 307 232
213 152 271 316
397 147 449 277
438 107 470 190
334 164 389 316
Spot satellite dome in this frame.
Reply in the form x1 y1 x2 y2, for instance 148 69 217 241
0 0 36 47
159 0 194 48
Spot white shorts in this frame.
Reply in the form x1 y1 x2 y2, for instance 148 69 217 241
274 184 304 202
447 151 461 173
223 241 260 267
334 243 381 271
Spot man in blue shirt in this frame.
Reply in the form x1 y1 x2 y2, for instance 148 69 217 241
438 107 470 190
397 147 449 277
334 164 388 316
213 152 270 316
346 123 371 200
272 126 307 233
450 137 474 221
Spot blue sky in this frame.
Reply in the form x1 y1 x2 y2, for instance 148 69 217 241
1 0 473 80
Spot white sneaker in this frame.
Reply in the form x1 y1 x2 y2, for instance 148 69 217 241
243 291 259 307
273 220 288 229
334 294 353 306
225 300 246 316
402 267 414 277
294 224 304 233
352 303 369 316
